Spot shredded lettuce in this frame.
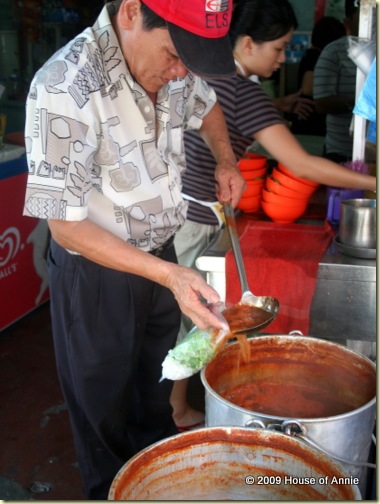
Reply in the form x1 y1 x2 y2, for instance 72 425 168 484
161 326 229 381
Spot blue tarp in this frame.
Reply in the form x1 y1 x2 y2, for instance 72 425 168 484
353 57 377 144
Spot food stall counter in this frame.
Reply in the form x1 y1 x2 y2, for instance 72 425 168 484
196 213 376 343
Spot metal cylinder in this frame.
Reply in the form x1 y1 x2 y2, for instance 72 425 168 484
339 199 376 249
201 335 376 496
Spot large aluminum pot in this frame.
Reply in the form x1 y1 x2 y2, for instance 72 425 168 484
339 199 376 249
108 427 361 500
201 335 376 491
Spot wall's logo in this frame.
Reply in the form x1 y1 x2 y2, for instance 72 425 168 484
205 0 229 12
0 227 21 267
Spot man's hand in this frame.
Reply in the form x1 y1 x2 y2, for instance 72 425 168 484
49 218 229 331
215 160 246 207
274 89 315 120
199 101 246 207
163 263 228 331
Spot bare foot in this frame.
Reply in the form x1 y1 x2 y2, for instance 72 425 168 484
173 406 205 429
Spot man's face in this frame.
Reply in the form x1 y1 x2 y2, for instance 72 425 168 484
121 6 189 93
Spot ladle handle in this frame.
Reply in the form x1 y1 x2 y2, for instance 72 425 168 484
223 203 250 294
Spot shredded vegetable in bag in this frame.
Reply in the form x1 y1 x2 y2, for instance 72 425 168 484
161 325 230 381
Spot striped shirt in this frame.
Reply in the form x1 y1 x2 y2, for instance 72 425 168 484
183 74 283 225
313 37 357 158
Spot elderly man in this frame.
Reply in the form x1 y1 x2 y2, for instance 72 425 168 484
23 0 244 499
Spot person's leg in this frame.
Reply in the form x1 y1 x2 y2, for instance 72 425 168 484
170 221 219 428
170 378 205 430
47 239 178 499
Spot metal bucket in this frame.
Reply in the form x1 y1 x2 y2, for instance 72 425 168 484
108 427 361 500
339 198 376 249
201 335 376 492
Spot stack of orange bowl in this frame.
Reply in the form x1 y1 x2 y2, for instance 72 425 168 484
237 153 267 213
261 163 319 223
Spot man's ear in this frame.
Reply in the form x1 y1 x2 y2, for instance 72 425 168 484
118 0 141 29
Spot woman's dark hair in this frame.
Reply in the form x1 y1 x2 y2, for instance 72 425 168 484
230 0 298 47
311 16 346 50
140 1 167 30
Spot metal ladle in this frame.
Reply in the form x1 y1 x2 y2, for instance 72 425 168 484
223 203 280 333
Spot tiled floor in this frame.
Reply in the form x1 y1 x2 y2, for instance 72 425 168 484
0 302 205 500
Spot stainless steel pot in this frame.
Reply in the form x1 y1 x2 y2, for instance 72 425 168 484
339 198 376 249
108 427 361 500
201 335 376 496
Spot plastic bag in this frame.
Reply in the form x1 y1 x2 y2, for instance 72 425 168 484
353 58 376 144
347 36 376 75
161 306 230 381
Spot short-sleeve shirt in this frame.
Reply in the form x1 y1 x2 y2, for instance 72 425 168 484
313 37 356 158
183 74 283 225
23 1 216 252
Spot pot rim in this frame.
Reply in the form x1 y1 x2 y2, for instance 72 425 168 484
341 198 376 208
200 334 376 423
108 426 362 500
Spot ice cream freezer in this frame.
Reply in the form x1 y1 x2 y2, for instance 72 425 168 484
0 152 50 331
195 218 376 345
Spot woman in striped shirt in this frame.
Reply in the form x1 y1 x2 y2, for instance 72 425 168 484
170 0 376 431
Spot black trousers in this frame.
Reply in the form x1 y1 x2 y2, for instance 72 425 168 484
47 239 180 499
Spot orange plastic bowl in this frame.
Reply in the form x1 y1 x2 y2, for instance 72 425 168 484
277 163 319 188
261 188 307 206
261 200 307 223
272 168 317 196
238 154 267 171
243 175 266 186
241 168 267 181
237 195 261 213
241 182 264 198
242 152 268 161
266 176 308 200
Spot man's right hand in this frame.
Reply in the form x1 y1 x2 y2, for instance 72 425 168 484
163 263 228 331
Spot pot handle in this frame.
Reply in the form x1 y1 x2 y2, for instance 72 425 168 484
245 418 266 429
281 420 376 469
326 190 339 224
288 330 303 336
245 418 290 432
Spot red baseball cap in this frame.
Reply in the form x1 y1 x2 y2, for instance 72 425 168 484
142 0 235 78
